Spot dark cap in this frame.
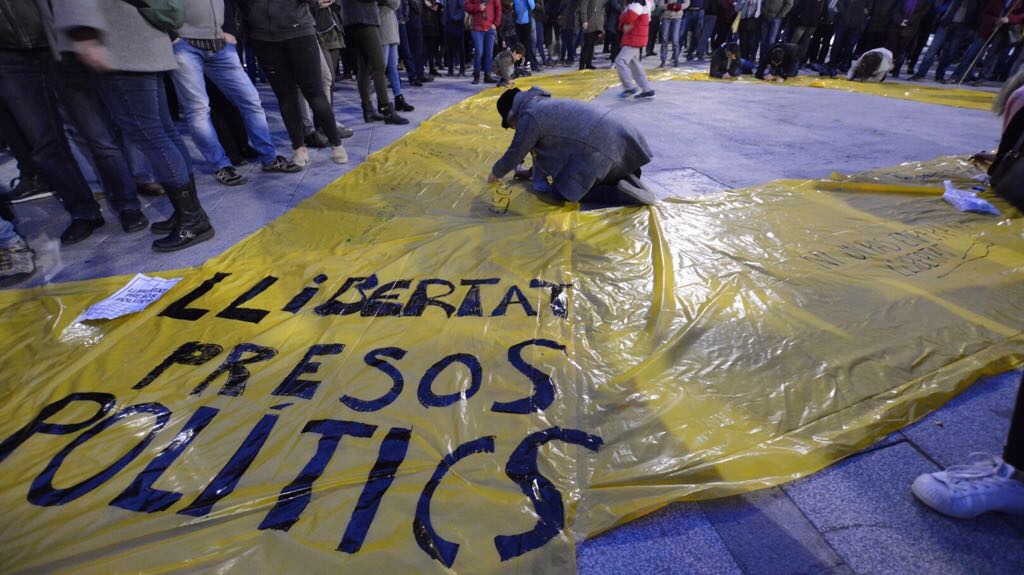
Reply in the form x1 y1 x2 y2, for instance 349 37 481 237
497 88 520 129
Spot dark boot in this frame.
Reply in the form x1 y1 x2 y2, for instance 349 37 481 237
394 94 414 112
483 72 496 83
152 179 214 252
150 186 180 234
363 102 385 122
472 70 480 84
379 102 409 125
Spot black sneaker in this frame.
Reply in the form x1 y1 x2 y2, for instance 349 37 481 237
337 124 354 139
215 166 247 186
303 130 330 148
262 155 303 173
119 209 148 233
6 175 53 203
60 217 105 245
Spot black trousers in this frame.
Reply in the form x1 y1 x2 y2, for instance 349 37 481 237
445 27 466 72
345 24 391 111
1006 373 1024 469
249 35 340 148
579 31 599 69
516 23 534 67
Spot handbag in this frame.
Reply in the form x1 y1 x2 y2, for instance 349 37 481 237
121 0 186 32
989 116 1024 211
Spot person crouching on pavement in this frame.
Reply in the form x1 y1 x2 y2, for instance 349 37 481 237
616 0 656 98
756 41 800 82
710 41 753 78
847 47 893 82
493 42 526 86
487 87 658 204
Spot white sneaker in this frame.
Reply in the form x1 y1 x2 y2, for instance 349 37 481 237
616 174 659 205
912 453 1024 518
331 145 348 164
291 146 310 167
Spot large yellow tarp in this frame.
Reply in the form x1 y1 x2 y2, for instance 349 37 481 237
1 72 1022 574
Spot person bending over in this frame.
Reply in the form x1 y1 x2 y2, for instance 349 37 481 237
710 41 753 78
847 47 893 82
493 43 526 86
756 41 800 82
487 87 658 204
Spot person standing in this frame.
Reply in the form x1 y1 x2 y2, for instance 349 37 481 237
172 0 303 186
884 0 931 77
682 0 705 60
736 0 763 61
658 0 687 66
787 0 823 65
696 0 721 60
380 0 416 111
827 0 870 74
758 0 794 59
616 0 656 98
911 0 979 82
579 0 607 68
606 0 625 60
55 0 220 251
235 0 348 166
423 0 444 75
468 0 502 82
341 0 410 123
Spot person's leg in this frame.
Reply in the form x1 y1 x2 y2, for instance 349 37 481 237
935 26 970 81
53 57 142 216
913 25 948 78
534 16 547 64
671 18 682 63
398 22 417 83
472 30 484 75
980 33 1010 81
686 12 704 59
827 25 848 69
0 49 101 227
171 42 234 171
249 38 305 149
698 14 717 58
614 47 638 91
383 43 402 97
483 28 496 77
204 43 280 166
284 35 341 146
628 47 654 92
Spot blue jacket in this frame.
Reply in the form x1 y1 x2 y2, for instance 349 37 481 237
515 0 535 23
443 0 465 22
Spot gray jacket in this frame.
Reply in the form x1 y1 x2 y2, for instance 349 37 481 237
51 0 177 72
379 0 401 44
180 0 225 40
491 88 653 202
578 0 605 30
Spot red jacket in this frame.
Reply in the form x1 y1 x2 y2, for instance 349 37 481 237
466 0 502 32
618 0 651 47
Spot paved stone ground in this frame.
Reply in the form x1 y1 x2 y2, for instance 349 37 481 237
2 53 1021 573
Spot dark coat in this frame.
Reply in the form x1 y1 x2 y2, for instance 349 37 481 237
491 88 654 202
710 44 742 76
836 0 871 29
0 0 48 49
755 41 800 78
236 0 318 41
790 0 823 26
341 0 382 27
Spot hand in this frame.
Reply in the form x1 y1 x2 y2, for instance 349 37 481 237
723 72 732 79
623 24 634 32
319 0 333 6
223 32 238 45
1000 16 1010 25
487 173 499 183
583 21 589 31
74 38 113 72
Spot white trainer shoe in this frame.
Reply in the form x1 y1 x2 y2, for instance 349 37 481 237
291 146 310 167
331 145 348 164
912 453 1024 518
616 174 658 205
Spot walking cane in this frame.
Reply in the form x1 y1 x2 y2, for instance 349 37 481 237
957 26 1001 85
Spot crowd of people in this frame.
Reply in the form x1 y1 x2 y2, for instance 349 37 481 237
2 0 1024 287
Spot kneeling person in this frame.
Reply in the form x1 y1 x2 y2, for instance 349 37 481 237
488 88 658 204
710 42 753 79
847 48 893 83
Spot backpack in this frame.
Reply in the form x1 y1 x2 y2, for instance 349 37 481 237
121 0 186 32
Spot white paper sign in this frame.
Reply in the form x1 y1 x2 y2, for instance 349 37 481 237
75 273 182 322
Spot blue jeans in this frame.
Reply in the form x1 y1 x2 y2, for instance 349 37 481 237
915 23 971 81
759 16 782 60
0 48 100 220
697 14 717 57
53 57 141 213
383 43 402 97
0 216 20 247
828 25 862 71
660 17 682 63
96 72 194 189
472 29 496 73
533 16 548 64
172 41 277 169
683 10 704 57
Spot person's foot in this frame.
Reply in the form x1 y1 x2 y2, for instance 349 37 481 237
483 73 496 83
619 88 638 98
380 104 409 125
635 90 655 99
395 94 415 112
262 155 303 173
909 73 924 81
136 182 165 197
215 166 247 186
331 145 348 164
447 68 454 77
421 75 434 83
912 453 1024 518
658 60 665 68
616 174 658 204
118 208 148 233
60 217 105 244
472 71 480 85
5 174 53 203
303 130 330 148
291 146 311 167
411 78 423 87
0 238 35 287
337 124 354 139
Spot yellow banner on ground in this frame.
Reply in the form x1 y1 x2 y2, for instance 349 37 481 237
0 73 1020 574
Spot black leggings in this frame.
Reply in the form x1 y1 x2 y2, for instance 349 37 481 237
446 27 465 72
250 35 340 148
346 24 390 110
